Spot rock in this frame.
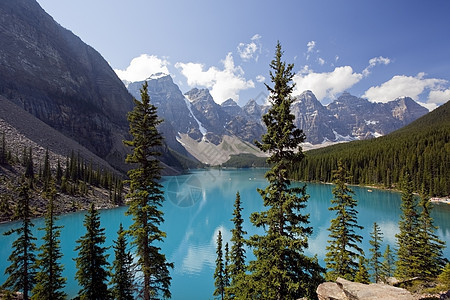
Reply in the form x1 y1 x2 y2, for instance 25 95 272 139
317 277 417 300
317 281 347 300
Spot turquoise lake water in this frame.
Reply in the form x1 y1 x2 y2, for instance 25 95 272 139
0 168 449 299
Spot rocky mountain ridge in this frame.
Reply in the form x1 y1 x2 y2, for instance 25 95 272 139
127 74 429 163
0 0 135 172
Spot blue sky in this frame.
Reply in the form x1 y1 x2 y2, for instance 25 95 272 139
36 0 450 109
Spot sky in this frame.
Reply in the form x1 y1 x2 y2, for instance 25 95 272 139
36 0 450 109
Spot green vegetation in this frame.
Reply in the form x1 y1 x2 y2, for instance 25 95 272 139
289 100 450 197
74 203 110 299
244 42 323 299
438 263 450 290
395 176 446 280
416 192 446 279
222 153 269 168
110 223 135 300
228 191 246 298
369 222 383 283
381 245 395 280
1 183 37 300
0 143 125 222
214 230 225 300
325 161 364 281
354 257 370 284
395 175 421 279
32 184 66 300
123 81 173 299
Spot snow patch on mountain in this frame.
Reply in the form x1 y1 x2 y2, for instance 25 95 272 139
332 130 354 142
184 96 207 136
365 120 379 125
147 72 169 80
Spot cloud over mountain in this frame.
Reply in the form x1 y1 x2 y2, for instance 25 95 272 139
175 53 254 104
293 65 363 101
114 54 170 82
363 72 448 109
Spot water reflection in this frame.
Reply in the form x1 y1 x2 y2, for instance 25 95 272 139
0 169 448 300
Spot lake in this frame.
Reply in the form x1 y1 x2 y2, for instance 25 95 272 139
0 168 449 299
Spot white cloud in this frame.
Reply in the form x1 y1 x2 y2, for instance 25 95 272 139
114 54 170 82
256 75 265 83
318 58 325 66
293 66 363 101
237 34 262 62
307 40 316 53
363 72 447 103
428 88 450 104
363 56 391 76
175 53 255 104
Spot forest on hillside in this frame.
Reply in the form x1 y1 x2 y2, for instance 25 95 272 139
289 101 450 197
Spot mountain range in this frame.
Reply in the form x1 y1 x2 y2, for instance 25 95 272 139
127 74 429 164
0 0 432 171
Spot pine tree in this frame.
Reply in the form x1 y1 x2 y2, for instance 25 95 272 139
24 148 34 183
32 183 66 299
381 245 395 281
214 230 225 300
1 183 37 300
416 192 445 278
438 263 450 289
224 242 230 296
123 81 172 299
74 203 110 299
354 256 370 284
369 222 383 283
0 131 6 164
42 148 51 191
395 174 420 279
325 160 364 281
110 223 135 300
229 192 246 284
55 159 63 185
247 42 323 299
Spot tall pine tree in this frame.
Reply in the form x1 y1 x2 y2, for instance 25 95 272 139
110 223 135 300
381 245 395 281
395 174 420 279
247 42 322 299
1 183 37 300
74 203 110 299
32 183 66 300
123 81 172 299
214 230 225 300
369 222 383 283
354 257 370 284
224 242 230 295
0 131 6 164
229 192 246 283
416 192 445 278
325 160 364 281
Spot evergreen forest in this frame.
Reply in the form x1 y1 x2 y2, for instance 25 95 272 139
288 100 450 197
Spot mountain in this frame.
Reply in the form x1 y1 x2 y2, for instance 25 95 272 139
326 92 429 141
126 73 430 165
0 0 137 172
289 99 450 196
291 91 336 143
244 91 429 144
128 76 265 165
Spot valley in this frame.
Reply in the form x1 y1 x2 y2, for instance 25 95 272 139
0 0 449 299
